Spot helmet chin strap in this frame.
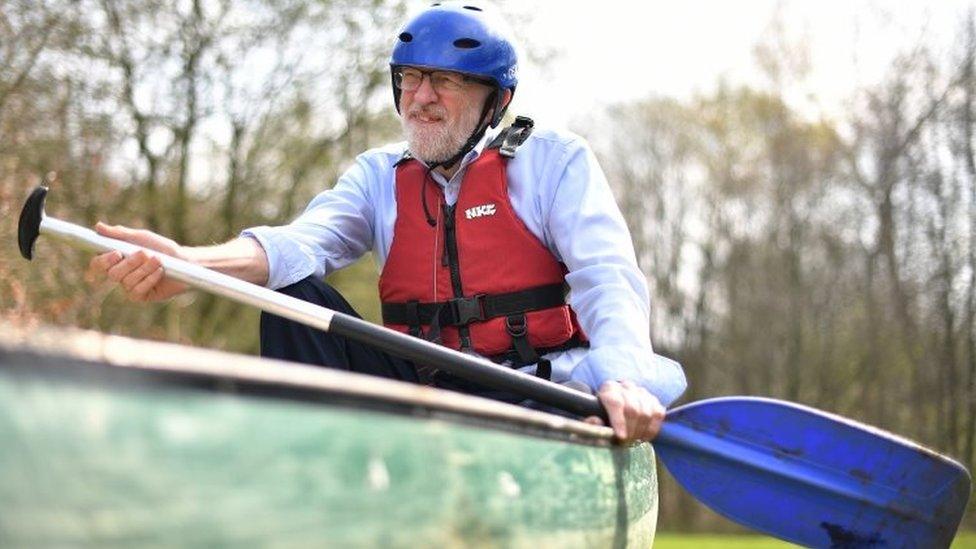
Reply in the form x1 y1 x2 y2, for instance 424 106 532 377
428 90 498 172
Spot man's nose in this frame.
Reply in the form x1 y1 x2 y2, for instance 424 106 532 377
412 75 439 103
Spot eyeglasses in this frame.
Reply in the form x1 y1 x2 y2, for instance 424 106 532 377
393 67 487 93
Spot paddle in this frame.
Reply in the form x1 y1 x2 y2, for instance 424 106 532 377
17 186 972 547
657 397 971 548
17 186 603 419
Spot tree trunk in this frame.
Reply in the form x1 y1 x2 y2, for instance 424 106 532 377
222 121 245 236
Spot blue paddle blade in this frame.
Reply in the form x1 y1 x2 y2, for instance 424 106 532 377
655 397 971 548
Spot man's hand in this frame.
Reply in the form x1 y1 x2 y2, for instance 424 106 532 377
87 222 188 302
584 380 666 442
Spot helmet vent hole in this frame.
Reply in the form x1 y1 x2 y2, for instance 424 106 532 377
453 38 481 49
399 32 413 42
463 5 482 10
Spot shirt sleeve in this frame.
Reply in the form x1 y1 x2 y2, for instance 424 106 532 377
545 138 687 407
240 154 378 290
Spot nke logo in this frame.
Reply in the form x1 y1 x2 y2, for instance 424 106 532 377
465 203 497 220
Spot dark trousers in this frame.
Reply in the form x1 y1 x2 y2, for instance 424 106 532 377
260 277 420 383
259 276 590 411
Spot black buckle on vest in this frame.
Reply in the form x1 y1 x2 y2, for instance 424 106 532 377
449 294 486 325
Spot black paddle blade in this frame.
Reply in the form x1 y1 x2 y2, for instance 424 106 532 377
655 397 971 548
18 186 48 260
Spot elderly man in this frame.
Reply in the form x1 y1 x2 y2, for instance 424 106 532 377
89 2 686 441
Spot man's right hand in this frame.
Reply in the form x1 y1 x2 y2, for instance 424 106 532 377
87 222 188 302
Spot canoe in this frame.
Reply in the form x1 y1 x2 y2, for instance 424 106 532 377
0 325 657 547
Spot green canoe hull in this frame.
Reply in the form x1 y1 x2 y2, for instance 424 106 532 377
0 329 657 547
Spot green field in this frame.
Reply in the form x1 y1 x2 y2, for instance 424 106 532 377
653 532 976 548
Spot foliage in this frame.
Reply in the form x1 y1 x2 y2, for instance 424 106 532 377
0 0 403 352
589 12 976 531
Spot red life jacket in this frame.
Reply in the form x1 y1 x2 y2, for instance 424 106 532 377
379 118 586 375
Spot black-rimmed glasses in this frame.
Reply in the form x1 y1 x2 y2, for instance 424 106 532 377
393 67 488 93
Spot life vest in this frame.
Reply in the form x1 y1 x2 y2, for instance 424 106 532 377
379 117 586 378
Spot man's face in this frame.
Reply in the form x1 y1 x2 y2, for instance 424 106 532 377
398 67 494 165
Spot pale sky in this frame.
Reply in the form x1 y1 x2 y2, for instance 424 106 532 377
175 0 975 191
401 0 976 129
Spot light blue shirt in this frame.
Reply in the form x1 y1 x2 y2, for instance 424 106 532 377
243 127 687 406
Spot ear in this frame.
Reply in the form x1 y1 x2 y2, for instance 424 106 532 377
500 89 513 110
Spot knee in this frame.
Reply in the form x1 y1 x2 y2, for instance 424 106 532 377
277 276 335 302
272 277 355 315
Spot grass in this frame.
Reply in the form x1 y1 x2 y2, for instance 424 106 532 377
653 532 976 548
653 534 797 548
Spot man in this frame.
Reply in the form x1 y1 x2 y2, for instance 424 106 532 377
88 2 687 442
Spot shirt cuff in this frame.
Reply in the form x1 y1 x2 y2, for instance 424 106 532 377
240 226 317 290
569 347 688 407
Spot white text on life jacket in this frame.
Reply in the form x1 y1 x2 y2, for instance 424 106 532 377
465 203 497 220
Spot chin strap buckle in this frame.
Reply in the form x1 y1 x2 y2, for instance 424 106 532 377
498 116 535 158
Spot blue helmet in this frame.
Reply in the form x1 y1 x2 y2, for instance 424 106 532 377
390 2 518 127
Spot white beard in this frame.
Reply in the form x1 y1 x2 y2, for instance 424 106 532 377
401 96 484 165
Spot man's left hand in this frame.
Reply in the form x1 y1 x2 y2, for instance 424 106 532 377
584 380 665 442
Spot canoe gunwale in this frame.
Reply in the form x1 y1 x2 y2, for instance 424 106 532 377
0 324 621 446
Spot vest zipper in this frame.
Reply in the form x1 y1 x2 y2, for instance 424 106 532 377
442 203 472 351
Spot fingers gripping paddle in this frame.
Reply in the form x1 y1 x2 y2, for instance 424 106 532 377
657 397 971 548
18 186 973 546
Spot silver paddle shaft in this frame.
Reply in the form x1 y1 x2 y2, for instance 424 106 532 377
36 211 609 419
40 215 335 333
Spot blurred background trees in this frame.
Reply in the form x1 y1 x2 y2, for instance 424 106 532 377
1 0 974 532
1 0 405 349
590 9 976 531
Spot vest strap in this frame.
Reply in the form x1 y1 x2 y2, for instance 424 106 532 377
489 334 588 368
504 313 551 380
505 313 541 373
394 150 413 167
535 358 552 380
382 283 566 328
404 300 422 338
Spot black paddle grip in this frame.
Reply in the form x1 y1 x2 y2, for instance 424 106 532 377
18 186 48 260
